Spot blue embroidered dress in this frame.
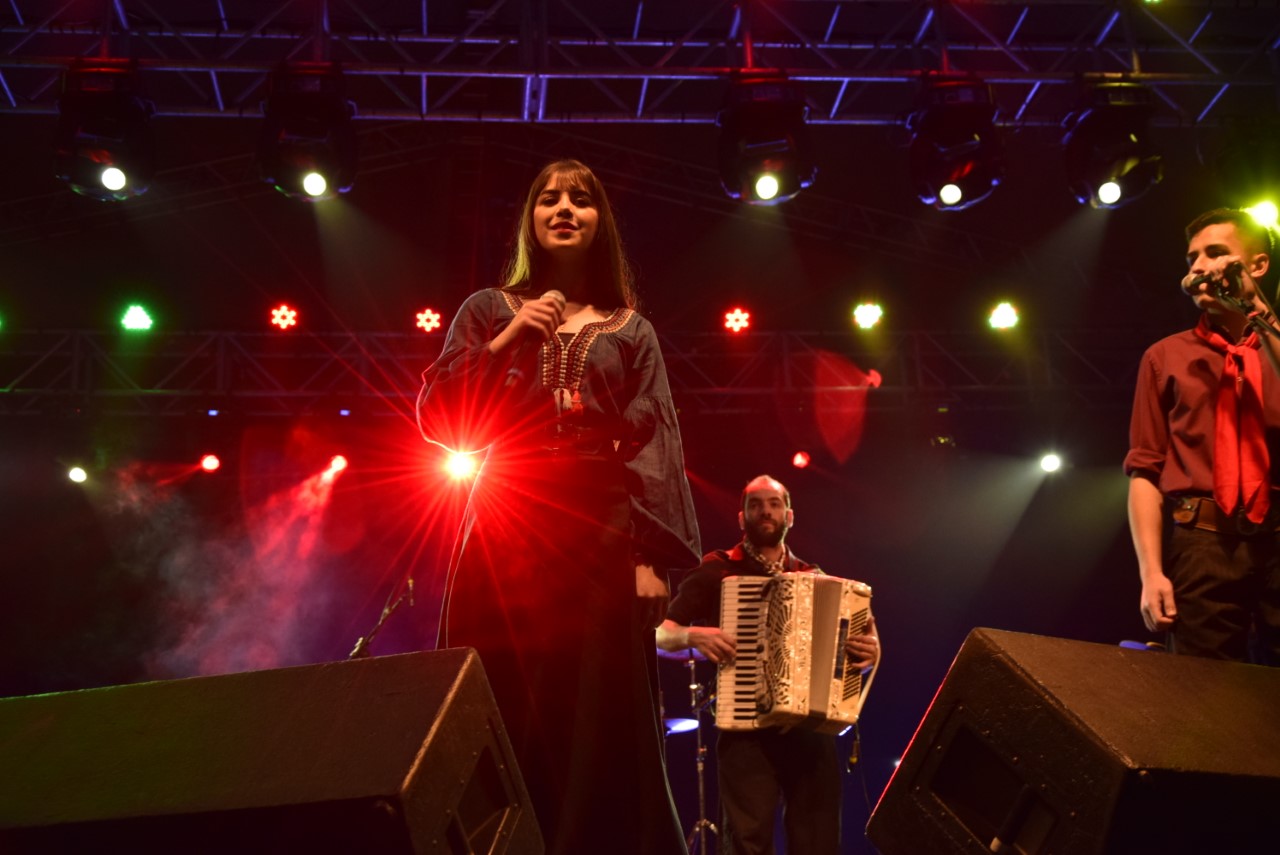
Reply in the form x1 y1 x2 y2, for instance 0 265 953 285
419 288 700 854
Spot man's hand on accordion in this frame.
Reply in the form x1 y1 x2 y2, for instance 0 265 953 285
656 619 737 665
844 614 880 671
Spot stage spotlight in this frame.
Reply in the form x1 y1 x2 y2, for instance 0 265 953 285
416 308 443 333
1246 201 1278 230
320 454 349 485
717 74 816 205
988 302 1019 330
258 66 356 201
908 77 1004 211
54 64 155 201
445 451 479 480
1062 82 1162 208
270 304 299 330
200 454 221 472
853 303 884 330
121 305 154 331
68 466 87 483
792 451 811 469
1040 453 1063 473
724 307 751 333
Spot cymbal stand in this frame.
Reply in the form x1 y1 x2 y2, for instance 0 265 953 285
683 653 718 854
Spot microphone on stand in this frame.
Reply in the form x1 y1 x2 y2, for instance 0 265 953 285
504 289 566 389
1181 273 1212 295
1182 262 1245 298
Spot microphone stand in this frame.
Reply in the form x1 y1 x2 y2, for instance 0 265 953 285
1210 268 1280 342
349 577 414 659
684 653 718 854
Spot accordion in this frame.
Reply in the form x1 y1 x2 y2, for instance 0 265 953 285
716 572 875 734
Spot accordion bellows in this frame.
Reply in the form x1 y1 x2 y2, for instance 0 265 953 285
716 572 876 734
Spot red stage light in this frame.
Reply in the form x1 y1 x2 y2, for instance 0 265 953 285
445 451 478 480
270 304 299 330
200 454 221 472
724 307 751 333
792 451 811 469
416 308 443 333
320 454 348 484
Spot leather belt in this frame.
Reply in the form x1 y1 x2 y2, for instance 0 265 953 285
1170 495 1280 537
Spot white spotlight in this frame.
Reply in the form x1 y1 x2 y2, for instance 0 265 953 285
101 167 127 191
1040 453 1062 473
1097 181 1122 206
302 171 329 198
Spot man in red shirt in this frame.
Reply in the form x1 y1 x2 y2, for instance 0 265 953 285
1125 207 1280 663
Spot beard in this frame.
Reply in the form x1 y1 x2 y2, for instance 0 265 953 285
745 518 787 548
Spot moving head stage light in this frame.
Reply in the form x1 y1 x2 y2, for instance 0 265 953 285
54 64 155 202
717 74 816 206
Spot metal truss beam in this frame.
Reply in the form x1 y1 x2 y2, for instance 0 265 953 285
0 328 1141 418
0 0 1276 127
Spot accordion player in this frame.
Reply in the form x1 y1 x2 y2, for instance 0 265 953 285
716 571 876 734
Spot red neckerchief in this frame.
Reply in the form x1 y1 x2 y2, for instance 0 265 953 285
1194 314 1270 523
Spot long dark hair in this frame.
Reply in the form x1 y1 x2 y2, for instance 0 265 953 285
502 159 637 310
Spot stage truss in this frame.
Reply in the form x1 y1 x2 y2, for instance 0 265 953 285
0 0 1275 127
0 327 1141 418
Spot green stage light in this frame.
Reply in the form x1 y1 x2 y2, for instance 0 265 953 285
121 305 154 330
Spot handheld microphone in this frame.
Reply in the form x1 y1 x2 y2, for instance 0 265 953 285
504 289 567 389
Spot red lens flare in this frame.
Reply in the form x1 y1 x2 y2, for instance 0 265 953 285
445 451 478 480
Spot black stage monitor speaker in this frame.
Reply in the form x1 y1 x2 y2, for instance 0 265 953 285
0 648 543 854
867 628 1280 855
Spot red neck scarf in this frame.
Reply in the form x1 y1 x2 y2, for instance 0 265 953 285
1194 315 1270 523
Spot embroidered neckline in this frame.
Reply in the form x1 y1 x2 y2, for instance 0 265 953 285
499 290 633 393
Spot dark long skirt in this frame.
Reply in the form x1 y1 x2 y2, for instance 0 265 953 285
440 450 687 855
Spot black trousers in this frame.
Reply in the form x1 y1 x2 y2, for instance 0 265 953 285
717 728 841 855
1166 523 1280 664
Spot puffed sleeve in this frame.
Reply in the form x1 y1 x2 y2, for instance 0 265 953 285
417 290 514 453
619 315 702 573
1123 344 1168 481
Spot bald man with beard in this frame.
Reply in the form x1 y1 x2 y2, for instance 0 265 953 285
658 474 880 855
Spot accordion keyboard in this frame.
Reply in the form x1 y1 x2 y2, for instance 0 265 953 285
715 576 771 730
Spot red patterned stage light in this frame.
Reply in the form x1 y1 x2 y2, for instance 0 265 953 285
416 308 443 333
792 451 811 469
724 307 751 333
200 454 221 472
270 304 299 330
